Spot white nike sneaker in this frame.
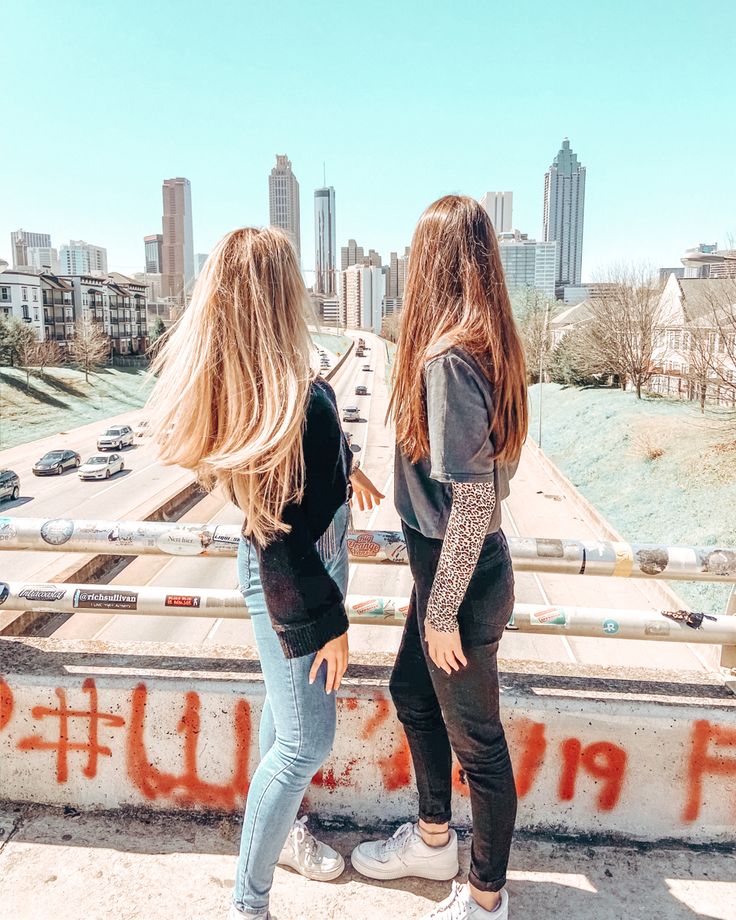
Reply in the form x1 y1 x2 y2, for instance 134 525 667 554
420 882 509 919
277 815 345 881
227 905 272 919
350 821 459 881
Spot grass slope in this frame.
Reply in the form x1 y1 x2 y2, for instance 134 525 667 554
0 367 153 450
528 383 736 614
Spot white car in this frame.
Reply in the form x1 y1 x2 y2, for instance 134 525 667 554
342 406 360 423
97 425 134 451
79 454 125 480
134 419 150 438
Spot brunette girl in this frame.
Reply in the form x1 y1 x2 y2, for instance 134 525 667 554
352 196 527 920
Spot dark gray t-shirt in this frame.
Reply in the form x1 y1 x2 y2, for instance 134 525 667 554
394 345 517 539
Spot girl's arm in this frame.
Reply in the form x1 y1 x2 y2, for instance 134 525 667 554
424 481 496 673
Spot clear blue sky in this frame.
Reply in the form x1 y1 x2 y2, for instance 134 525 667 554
2 0 734 280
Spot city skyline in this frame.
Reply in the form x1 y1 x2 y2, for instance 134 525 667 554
1 2 734 280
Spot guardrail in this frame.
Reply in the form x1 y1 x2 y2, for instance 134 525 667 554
1 517 735 671
3 517 736 581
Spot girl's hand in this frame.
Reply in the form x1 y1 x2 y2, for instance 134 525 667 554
425 622 467 675
309 633 349 693
350 468 385 512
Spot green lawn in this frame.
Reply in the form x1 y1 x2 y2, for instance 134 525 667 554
0 367 154 450
528 383 736 614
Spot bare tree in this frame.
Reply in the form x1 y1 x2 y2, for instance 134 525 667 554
31 339 63 376
512 287 557 384
701 276 736 408
583 264 664 399
68 319 110 382
684 325 715 413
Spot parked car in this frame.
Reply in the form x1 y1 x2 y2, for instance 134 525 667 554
32 450 81 476
0 470 20 502
97 425 134 451
362 365 371 371
355 385 368 396
342 406 360 423
78 454 125 480
134 419 150 438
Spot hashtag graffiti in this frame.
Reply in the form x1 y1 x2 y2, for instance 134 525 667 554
17 678 125 783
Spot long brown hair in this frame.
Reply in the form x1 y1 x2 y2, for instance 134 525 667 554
146 227 314 546
389 195 528 464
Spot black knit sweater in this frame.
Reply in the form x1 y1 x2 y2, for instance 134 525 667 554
252 378 352 658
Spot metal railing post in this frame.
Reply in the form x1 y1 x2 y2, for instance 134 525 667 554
720 584 736 674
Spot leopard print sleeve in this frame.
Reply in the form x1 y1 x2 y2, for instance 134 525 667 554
425 481 497 633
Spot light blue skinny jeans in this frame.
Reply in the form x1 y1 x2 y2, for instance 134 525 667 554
232 503 349 916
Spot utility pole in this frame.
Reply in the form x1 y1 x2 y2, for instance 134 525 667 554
538 299 550 447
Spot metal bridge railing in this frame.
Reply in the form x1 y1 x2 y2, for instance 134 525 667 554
1 517 735 668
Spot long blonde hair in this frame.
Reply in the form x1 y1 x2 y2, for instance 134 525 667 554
147 227 314 545
389 195 528 464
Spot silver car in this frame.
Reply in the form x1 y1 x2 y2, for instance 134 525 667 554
97 425 134 451
342 406 360 423
78 454 125 480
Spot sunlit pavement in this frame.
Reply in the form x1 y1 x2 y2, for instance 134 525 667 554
1 806 733 920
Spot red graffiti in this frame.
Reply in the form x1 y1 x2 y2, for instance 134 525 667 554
512 719 547 798
683 719 736 822
0 678 12 731
362 697 412 791
558 739 627 811
127 684 251 809
17 678 125 783
313 759 358 791
452 763 469 797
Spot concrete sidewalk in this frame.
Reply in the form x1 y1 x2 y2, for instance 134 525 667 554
1 806 733 920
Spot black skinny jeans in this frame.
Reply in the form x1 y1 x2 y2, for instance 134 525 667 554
389 523 517 893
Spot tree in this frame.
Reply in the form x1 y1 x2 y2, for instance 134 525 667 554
0 317 37 374
582 264 664 399
700 275 736 408
149 315 166 342
380 313 400 343
31 339 63 376
512 287 556 384
68 319 110 382
548 325 601 386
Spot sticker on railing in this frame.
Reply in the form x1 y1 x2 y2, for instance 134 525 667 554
72 589 138 610
529 607 568 626
40 519 75 546
18 585 66 602
156 529 207 555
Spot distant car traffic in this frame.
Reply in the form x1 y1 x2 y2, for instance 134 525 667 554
342 406 360 423
78 454 125 480
344 431 353 446
362 364 371 371
134 419 150 438
32 450 81 476
355 385 368 396
97 425 134 451
0 470 20 502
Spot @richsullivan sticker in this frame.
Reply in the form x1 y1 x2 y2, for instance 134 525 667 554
164 594 202 608
73 589 138 610
40 519 75 546
19 585 66 602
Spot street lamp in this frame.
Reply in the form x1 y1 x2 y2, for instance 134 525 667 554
537 300 551 448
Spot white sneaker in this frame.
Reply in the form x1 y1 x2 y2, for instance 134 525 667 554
277 815 345 881
228 906 272 920
420 882 509 919
350 821 459 881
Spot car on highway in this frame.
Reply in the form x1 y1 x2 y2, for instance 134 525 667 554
0 470 20 503
362 364 371 371
342 406 360 423
32 450 81 476
97 425 134 451
134 419 150 438
355 385 368 396
78 454 125 480
344 431 353 446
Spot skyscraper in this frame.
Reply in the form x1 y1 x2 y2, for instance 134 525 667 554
269 155 301 261
479 192 513 232
144 234 163 273
314 186 336 295
543 138 586 295
11 230 52 269
497 230 557 300
60 240 108 276
161 177 194 305
341 239 365 271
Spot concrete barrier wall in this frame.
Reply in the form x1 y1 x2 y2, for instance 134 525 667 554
1 637 735 844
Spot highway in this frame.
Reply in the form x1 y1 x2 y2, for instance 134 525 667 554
2 330 717 670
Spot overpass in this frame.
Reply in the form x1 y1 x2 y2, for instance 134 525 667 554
1 331 735 918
